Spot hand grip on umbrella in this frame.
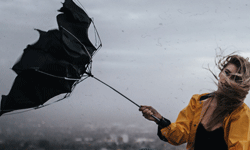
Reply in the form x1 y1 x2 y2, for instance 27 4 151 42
138 105 160 122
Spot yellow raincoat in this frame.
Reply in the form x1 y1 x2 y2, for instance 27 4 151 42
160 93 250 150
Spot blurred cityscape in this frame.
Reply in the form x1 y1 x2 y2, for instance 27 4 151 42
0 120 186 150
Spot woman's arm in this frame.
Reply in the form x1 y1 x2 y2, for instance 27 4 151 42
140 94 199 146
159 96 197 146
139 106 171 141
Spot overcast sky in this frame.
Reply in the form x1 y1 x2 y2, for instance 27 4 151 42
1 0 250 129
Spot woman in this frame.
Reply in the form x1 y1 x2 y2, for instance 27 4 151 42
139 54 250 150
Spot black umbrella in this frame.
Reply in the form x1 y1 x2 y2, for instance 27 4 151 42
1 0 101 115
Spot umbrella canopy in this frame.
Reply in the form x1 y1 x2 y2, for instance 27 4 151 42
1 0 101 115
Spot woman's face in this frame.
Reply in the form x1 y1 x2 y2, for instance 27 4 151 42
219 63 241 84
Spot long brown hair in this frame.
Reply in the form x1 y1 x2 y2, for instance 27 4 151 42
207 54 250 130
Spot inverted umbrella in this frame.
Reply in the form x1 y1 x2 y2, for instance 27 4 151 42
1 0 159 121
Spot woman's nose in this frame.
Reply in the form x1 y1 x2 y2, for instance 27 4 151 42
219 75 226 83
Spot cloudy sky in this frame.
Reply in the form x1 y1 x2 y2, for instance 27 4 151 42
1 0 250 129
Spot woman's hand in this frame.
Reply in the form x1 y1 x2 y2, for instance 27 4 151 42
139 105 162 123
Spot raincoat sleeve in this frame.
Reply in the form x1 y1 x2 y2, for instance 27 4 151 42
157 117 171 142
226 104 250 150
159 94 198 145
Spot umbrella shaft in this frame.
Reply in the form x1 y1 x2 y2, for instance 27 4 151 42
91 75 160 122
91 76 140 107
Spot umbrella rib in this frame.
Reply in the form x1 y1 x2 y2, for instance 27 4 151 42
60 26 92 61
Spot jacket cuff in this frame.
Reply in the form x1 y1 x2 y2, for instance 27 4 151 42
157 117 171 142
157 117 171 128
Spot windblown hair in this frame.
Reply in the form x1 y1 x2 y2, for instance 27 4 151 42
207 54 250 130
